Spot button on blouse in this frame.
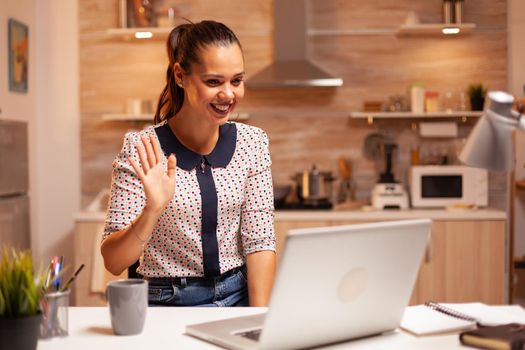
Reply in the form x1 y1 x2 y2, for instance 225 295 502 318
103 121 276 278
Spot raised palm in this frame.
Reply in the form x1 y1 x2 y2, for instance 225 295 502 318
129 134 177 213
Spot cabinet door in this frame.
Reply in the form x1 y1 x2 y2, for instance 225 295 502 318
275 221 332 261
275 220 373 259
74 222 127 306
410 220 506 305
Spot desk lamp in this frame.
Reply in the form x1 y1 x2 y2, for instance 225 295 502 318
459 91 525 171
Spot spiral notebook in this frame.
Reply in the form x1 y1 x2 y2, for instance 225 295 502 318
401 302 525 336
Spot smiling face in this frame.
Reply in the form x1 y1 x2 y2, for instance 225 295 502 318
176 43 245 126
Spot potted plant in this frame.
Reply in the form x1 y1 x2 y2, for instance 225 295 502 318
467 83 487 111
0 247 45 350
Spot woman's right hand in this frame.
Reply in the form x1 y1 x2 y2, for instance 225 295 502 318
129 134 177 214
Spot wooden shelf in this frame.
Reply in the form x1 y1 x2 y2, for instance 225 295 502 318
397 23 476 36
102 27 270 41
101 113 250 122
97 24 477 41
105 27 172 40
350 111 483 119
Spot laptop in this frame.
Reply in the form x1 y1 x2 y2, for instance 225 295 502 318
186 219 431 350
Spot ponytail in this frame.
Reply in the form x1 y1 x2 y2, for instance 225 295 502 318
154 23 191 124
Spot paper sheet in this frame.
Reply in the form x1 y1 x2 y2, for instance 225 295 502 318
401 303 525 336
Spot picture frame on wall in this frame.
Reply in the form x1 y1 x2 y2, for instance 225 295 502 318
8 18 29 93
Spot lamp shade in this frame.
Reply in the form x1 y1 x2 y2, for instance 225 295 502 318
459 91 523 172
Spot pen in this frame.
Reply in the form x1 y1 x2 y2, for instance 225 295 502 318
44 260 53 291
49 256 58 291
61 264 85 291
53 257 62 291
58 256 64 290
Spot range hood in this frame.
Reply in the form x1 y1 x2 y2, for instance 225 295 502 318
247 0 343 88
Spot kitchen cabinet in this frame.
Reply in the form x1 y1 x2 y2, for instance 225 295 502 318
74 209 505 305
74 220 126 306
410 220 505 305
274 215 506 305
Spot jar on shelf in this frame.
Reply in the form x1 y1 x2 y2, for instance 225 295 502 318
425 91 440 112
441 90 456 112
410 83 425 113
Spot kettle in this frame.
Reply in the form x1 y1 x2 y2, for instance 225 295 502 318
292 165 335 203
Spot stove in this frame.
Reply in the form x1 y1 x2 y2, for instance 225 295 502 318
275 199 333 210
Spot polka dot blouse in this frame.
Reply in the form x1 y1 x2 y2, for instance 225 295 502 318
103 121 276 278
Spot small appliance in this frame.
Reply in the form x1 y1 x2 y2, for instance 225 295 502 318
410 165 488 208
371 143 409 210
371 183 409 210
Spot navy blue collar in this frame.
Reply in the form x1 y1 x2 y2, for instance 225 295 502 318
154 122 237 171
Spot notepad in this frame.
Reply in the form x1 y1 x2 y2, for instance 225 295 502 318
401 302 525 336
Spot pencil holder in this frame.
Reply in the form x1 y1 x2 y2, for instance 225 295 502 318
39 289 70 339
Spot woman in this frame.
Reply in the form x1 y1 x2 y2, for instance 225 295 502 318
101 20 276 307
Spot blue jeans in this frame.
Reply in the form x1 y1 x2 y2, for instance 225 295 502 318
147 265 249 307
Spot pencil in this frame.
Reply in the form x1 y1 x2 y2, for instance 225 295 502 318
61 264 85 291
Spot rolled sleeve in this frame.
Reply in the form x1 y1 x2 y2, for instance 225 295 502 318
103 132 146 240
240 129 276 255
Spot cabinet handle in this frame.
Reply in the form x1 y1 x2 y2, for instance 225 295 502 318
424 241 432 263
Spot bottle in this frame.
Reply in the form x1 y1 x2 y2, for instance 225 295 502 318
454 0 464 24
411 147 420 166
410 83 425 114
425 91 440 112
442 0 454 24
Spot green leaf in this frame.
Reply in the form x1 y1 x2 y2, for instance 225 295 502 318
0 245 45 317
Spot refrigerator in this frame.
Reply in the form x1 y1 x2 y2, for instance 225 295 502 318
0 120 30 250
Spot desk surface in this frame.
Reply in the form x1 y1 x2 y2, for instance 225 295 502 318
37 306 523 350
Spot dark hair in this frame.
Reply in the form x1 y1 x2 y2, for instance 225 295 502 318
154 20 242 124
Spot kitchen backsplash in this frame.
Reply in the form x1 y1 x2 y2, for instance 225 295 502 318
83 115 508 211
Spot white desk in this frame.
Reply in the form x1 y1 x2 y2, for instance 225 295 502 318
37 306 524 349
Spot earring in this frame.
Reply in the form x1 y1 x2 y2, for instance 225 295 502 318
177 81 183 88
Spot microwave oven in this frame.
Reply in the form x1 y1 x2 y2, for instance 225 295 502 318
409 166 488 208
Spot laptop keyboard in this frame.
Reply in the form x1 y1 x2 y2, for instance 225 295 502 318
237 328 262 341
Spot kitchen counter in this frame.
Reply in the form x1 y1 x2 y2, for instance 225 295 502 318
74 207 507 306
275 208 506 221
75 208 506 223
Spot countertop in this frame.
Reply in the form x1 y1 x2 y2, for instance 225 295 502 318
36 306 525 350
74 208 506 222
275 208 506 221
